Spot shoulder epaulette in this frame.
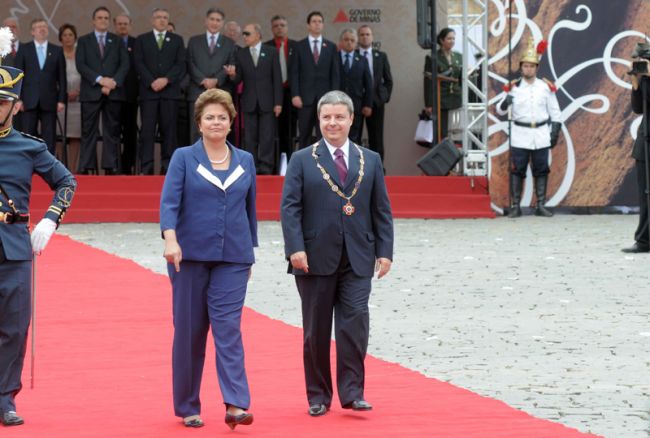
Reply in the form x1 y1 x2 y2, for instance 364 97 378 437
502 78 521 92
18 131 46 143
542 78 557 92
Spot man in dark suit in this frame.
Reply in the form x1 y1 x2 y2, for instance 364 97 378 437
186 8 237 142
134 8 186 175
357 25 393 163
76 6 129 174
227 24 282 175
14 18 66 154
338 29 372 145
265 15 297 166
281 90 393 417
113 13 139 174
290 11 340 149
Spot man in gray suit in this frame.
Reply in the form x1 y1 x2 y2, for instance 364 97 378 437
227 24 282 174
281 90 393 417
186 7 237 142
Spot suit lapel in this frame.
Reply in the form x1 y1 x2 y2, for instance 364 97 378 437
343 142 361 192
316 140 344 187
192 141 246 192
373 51 381 77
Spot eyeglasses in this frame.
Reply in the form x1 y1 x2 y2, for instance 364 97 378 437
242 31 251 36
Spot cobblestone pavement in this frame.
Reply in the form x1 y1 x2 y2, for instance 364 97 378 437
58 215 650 438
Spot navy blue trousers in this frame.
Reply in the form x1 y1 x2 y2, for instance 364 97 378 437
0 260 31 413
510 146 550 178
168 260 251 417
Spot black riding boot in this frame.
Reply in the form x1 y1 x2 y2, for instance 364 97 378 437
508 174 522 218
534 175 553 217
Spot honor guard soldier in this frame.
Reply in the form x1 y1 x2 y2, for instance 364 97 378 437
0 60 76 426
496 38 562 218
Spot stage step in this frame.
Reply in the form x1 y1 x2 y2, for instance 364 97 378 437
29 175 494 223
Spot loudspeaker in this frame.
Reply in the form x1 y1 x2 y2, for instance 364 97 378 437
416 138 462 176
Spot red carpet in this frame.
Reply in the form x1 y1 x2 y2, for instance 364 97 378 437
3 236 596 437
30 175 494 223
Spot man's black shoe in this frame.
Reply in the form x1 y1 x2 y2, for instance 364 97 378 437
308 403 328 417
621 243 650 253
2 411 24 426
342 400 373 411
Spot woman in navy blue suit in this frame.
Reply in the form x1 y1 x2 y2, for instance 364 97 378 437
160 88 257 430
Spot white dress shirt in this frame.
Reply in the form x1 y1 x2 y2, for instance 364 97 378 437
496 77 561 150
206 32 220 46
308 35 322 55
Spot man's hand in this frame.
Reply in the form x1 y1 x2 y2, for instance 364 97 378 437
499 94 514 111
224 64 236 79
201 78 218 89
30 218 57 255
290 251 309 273
361 106 372 117
101 86 111 96
98 77 117 90
375 257 392 279
151 77 169 92
292 96 303 109
273 105 282 117
56 102 65 113
68 90 79 102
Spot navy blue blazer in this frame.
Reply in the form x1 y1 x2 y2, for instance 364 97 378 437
0 129 76 261
281 140 393 277
15 41 66 111
339 51 372 113
75 31 130 102
289 38 340 106
134 31 186 101
160 141 258 263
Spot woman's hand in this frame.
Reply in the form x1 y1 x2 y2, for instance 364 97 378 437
162 230 182 272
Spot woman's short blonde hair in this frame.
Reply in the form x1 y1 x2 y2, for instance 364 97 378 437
194 89 237 126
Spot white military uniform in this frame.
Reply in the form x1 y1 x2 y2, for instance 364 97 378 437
496 77 561 150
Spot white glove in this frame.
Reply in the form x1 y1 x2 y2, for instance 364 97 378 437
30 218 57 254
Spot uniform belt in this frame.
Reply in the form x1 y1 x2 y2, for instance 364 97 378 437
514 119 550 128
0 212 30 224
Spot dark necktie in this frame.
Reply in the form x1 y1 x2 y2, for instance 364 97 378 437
334 148 347 183
312 39 319 63
209 34 216 54
98 34 105 58
344 53 351 72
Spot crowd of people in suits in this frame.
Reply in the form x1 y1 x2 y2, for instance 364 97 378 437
2 7 393 175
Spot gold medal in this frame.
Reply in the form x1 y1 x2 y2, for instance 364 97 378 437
343 201 355 216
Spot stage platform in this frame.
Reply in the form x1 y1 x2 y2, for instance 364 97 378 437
31 175 494 223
